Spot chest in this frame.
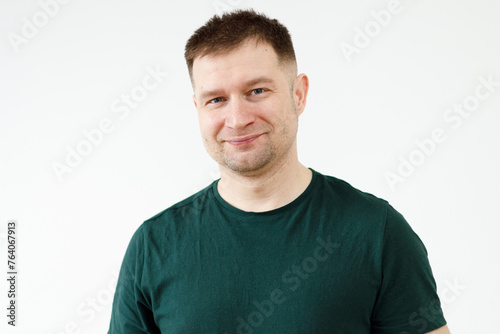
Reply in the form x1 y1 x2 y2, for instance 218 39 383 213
144 231 379 333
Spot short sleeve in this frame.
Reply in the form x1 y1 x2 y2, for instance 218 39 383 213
108 224 160 333
371 204 447 334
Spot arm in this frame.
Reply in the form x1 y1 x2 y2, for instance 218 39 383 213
371 204 448 333
426 325 451 334
108 225 160 333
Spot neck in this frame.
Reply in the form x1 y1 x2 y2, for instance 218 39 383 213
217 152 312 212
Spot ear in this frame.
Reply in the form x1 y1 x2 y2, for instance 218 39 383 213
192 94 198 109
293 73 309 116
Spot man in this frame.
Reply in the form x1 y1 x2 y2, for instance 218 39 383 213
108 9 450 333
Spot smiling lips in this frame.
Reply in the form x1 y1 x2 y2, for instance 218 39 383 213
226 134 262 146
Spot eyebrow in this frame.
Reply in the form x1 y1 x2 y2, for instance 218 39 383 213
199 76 277 101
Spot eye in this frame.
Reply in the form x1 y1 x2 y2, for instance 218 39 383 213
209 97 223 104
251 88 264 95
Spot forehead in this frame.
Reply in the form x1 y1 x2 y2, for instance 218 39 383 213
191 40 282 91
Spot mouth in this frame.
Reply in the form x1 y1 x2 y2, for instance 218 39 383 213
225 134 262 146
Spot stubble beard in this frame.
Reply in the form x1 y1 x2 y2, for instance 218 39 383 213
220 139 277 174
215 118 295 175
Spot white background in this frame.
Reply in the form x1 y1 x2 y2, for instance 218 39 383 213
1 0 499 333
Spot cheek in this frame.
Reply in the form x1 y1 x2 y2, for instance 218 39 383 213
265 99 293 125
256 99 281 122
198 113 222 139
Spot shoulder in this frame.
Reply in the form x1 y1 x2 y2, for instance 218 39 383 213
311 169 414 239
314 169 389 215
140 180 216 234
318 171 427 255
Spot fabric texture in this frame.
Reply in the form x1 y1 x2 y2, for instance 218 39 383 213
108 168 447 333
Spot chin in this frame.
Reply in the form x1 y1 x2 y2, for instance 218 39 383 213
222 154 276 174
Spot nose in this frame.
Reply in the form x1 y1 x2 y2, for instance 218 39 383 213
224 96 256 130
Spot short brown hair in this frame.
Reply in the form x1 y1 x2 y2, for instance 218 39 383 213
184 9 297 81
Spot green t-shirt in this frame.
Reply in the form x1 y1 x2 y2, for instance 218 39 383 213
108 168 447 333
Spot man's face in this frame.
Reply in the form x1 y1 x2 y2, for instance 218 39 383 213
191 39 307 175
